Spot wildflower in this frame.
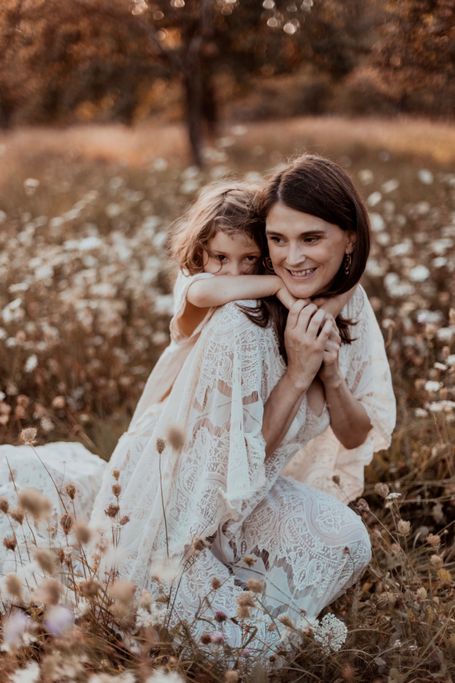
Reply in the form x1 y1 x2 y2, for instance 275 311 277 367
215 609 227 622
112 468 121 480
112 483 121 497
120 515 130 526
156 438 166 454
74 522 92 544
200 632 211 645
165 424 184 451
78 578 100 598
313 613 348 653
3 534 17 551
34 578 62 606
424 380 441 393
210 631 225 644
3 609 31 647
34 548 57 574
430 554 443 569
9 661 40 683
19 427 37 445
44 604 75 636
416 587 427 601
105 503 120 518
18 488 52 520
211 576 221 590
52 395 66 409
65 483 76 499
385 492 402 501
374 482 390 498
0 497 9 513
397 519 411 536
242 554 257 567
5 574 23 601
60 512 74 535
109 579 136 606
278 614 295 629
427 533 441 548
246 578 264 593
10 506 25 524
237 591 255 608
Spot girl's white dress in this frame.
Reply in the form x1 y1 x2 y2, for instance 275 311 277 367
0 272 396 658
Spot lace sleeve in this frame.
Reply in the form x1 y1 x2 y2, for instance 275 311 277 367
105 302 284 586
283 287 396 503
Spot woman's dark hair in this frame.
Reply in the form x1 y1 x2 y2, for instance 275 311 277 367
244 154 371 359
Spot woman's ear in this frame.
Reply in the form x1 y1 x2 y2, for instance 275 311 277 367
346 232 357 254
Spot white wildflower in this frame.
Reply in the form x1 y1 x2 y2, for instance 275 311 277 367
424 380 441 393
24 355 38 373
369 213 385 232
409 265 430 282
145 668 185 683
381 179 399 193
312 613 347 652
10 661 40 683
417 169 434 184
367 191 382 207
385 492 402 501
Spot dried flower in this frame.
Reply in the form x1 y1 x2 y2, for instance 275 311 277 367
427 533 441 548
60 512 74 535
0 497 9 514
165 424 184 451
20 427 37 445
18 488 52 520
211 577 221 590
34 548 57 574
119 515 130 526
78 579 100 598
215 610 227 622
74 522 92 544
52 395 66 409
242 555 257 567
397 519 411 536
156 438 166 454
112 468 120 480
3 534 17 551
237 591 255 608
65 483 77 500
109 579 136 606
112 483 122 497
44 604 74 636
34 578 62 606
374 482 390 498
3 610 31 647
246 578 264 593
10 506 25 524
430 554 443 569
104 503 120 518
5 574 23 600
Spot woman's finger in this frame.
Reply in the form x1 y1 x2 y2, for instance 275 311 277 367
317 318 334 343
305 307 329 337
286 300 309 329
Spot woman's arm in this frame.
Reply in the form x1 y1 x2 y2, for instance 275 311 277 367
187 274 282 308
263 301 333 457
319 329 372 449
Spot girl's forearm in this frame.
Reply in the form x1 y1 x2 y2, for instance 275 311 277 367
187 274 281 308
263 373 310 458
322 374 372 449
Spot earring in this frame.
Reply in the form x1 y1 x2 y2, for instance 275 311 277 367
344 252 352 275
263 256 275 273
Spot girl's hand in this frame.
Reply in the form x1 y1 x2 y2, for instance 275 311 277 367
276 284 299 310
284 301 335 391
319 323 341 385
313 285 357 318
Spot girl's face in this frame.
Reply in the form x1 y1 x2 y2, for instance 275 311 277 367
203 231 261 275
266 202 355 299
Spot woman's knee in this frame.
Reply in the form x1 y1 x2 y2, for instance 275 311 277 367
343 506 372 571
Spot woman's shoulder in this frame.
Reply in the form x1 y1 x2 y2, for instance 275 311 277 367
342 284 368 319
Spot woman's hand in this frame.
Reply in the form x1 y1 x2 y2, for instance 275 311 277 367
319 322 342 386
284 301 334 391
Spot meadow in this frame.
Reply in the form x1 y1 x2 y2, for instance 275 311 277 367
0 116 454 682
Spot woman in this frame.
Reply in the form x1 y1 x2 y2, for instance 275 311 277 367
88 154 395 658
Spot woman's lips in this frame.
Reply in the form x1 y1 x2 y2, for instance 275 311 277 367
285 267 317 280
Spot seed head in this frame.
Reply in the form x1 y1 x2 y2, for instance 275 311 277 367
60 513 74 535
246 579 264 593
237 591 255 608
74 522 92 545
104 503 120 518
0 497 9 514
5 574 23 600
156 438 166 454
34 548 57 574
20 427 37 445
18 488 52 520
119 515 130 526
112 469 120 480
3 535 17 551
34 578 62 606
10 507 25 525
65 483 76 500
211 577 221 590
165 424 185 451
112 483 121 497
397 519 411 536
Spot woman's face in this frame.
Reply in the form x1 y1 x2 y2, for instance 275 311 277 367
266 202 355 299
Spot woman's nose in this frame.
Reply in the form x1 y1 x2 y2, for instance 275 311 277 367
286 242 305 266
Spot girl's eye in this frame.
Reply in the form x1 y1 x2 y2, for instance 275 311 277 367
216 255 228 263
245 255 259 263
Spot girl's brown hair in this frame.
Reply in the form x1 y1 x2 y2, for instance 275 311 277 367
170 181 262 274
246 154 371 357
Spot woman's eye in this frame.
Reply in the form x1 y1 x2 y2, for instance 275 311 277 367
269 236 284 244
303 236 320 244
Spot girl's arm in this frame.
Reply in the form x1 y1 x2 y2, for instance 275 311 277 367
186 274 282 308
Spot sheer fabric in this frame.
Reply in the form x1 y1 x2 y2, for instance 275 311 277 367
89 286 394 654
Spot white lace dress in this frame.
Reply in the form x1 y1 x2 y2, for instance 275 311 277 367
88 282 395 655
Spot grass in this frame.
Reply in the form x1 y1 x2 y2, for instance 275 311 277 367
0 115 454 682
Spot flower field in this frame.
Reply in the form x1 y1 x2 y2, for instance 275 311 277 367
0 117 454 682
